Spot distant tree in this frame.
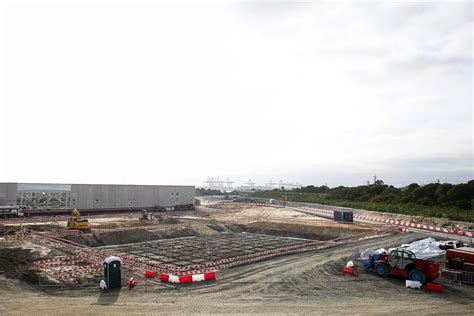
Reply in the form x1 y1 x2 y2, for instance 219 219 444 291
303 185 317 193
406 183 420 192
268 180 474 214
435 183 453 206
468 180 474 195
411 183 439 205
446 184 471 209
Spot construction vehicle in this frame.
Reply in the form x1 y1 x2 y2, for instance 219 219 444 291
444 247 474 284
67 208 91 230
140 209 152 221
446 247 474 271
439 240 464 250
368 249 439 284
0 205 25 218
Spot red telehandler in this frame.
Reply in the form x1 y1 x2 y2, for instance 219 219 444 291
368 249 440 284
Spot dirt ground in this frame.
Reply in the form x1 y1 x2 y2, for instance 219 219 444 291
0 232 472 315
1 204 473 315
205 204 328 223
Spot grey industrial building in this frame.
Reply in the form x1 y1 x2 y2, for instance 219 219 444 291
0 182 195 210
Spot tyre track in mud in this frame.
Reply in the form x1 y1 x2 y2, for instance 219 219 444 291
176 231 474 303
188 232 412 300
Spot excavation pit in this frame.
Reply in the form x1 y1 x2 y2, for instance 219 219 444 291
98 233 319 267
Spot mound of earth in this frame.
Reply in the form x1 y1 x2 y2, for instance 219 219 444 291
0 248 38 281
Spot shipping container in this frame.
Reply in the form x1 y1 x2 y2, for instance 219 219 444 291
333 210 353 223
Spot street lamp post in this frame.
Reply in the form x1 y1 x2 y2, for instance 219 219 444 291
281 186 287 206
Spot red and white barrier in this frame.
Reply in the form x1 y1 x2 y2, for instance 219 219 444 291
128 277 136 288
297 205 474 238
145 270 156 278
160 272 216 284
406 280 422 289
398 227 409 233
426 282 443 293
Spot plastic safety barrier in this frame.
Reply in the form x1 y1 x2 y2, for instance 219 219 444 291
406 280 422 289
145 270 156 278
160 272 216 283
343 267 356 276
425 283 443 293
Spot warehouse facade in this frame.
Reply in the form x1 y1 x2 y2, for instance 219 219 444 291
0 183 195 210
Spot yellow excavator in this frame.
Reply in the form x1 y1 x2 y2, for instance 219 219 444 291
67 208 91 230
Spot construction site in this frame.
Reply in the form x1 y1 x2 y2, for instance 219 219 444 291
0 185 473 315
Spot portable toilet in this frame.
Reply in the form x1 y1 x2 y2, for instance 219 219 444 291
104 256 122 289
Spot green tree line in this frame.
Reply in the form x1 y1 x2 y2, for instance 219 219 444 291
327 181 474 210
252 180 474 222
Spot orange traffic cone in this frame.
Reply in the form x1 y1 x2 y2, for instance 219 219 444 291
128 277 136 288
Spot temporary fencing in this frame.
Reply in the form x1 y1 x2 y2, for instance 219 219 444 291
29 225 381 284
441 268 474 285
23 201 470 286
287 205 473 238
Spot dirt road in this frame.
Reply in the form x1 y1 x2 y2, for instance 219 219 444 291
1 232 472 315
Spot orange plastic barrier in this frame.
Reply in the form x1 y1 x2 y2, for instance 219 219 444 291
160 272 217 283
145 270 156 278
343 267 356 276
426 283 443 293
204 272 216 280
128 277 136 288
179 275 193 283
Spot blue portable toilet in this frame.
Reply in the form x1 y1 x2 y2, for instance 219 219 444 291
103 256 122 289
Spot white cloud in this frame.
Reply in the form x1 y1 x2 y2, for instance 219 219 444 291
0 0 472 186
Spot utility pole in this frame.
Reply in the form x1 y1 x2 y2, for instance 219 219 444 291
281 186 287 206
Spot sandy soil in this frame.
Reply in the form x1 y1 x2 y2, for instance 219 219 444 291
207 204 329 223
0 233 472 315
1 204 472 315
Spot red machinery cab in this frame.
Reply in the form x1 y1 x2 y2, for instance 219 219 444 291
374 249 439 284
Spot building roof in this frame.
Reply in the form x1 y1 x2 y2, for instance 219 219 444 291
104 256 122 264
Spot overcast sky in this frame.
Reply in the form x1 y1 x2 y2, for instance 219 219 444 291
0 0 472 187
